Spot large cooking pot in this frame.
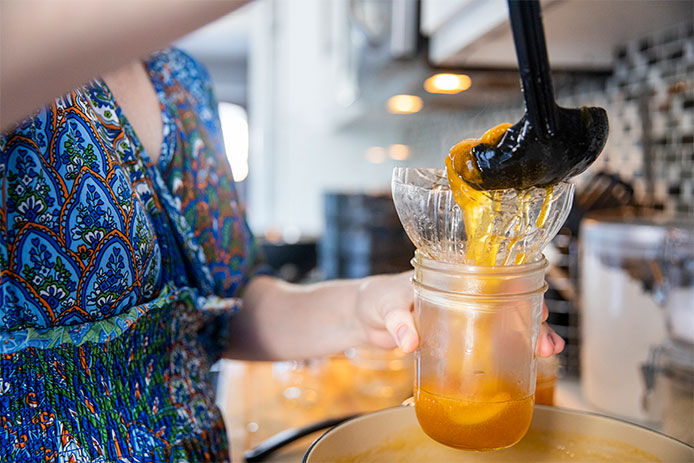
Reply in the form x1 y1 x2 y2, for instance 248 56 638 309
303 405 693 462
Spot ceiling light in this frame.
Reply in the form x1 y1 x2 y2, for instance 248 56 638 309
389 144 410 161
366 146 387 164
387 94 423 114
424 73 471 94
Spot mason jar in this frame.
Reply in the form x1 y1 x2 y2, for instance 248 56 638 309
412 251 547 450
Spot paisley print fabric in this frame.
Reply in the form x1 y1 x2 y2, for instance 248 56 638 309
0 48 267 461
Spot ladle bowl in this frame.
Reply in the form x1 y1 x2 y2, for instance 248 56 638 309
467 108 608 190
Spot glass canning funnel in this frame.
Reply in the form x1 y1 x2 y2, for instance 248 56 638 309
391 167 574 265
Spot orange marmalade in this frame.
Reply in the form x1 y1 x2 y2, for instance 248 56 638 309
445 123 554 265
415 376 534 451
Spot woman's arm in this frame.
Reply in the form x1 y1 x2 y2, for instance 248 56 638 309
224 273 419 361
0 0 249 129
223 273 564 362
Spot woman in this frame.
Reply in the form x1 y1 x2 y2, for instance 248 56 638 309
0 2 564 461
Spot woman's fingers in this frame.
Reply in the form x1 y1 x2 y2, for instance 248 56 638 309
357 272 418 353
383 308 418 353
381 272 418 353
537 322 565 357
537 301 564 357
548 327 565 354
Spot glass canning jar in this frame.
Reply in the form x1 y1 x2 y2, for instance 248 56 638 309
412 251 548 450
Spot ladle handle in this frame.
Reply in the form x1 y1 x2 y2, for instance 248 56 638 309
507 0 557 138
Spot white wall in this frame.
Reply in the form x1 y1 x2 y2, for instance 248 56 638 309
248 0 412 238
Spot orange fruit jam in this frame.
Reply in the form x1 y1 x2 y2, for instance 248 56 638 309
445 123 554 265
415 379 534 450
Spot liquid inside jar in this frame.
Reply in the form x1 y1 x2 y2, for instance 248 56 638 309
534 378 556 406
415 379 534 450
412 282 543 451
535 354 559 406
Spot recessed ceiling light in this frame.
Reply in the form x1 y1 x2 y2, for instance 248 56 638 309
389 144 410 161
424 73 471 94
387 94 423 114
366 146 387 164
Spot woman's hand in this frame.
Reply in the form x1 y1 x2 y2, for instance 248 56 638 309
537 302 565 357
354 272 564 358
355 272 419 353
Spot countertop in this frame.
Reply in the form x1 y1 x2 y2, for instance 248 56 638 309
216 354 415 462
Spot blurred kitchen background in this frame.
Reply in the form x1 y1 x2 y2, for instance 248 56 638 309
176 0 693 460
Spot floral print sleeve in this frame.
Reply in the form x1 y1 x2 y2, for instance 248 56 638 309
147 49 269 298
144 49 272 359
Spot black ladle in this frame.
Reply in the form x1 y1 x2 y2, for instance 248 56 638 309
461 0 608 190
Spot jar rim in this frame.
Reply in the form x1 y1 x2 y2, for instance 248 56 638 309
412 249 549 275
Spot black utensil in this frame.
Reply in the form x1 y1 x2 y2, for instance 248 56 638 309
244 414 359 462
460 0 608 190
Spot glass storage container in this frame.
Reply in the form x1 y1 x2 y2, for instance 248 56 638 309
580 210 694 422
642 340 694 446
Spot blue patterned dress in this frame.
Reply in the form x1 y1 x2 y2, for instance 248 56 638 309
0 49 267 462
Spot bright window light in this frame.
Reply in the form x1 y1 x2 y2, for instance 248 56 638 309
219 102 249 182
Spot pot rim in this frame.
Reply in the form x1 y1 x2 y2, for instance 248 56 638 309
302 404 694 462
